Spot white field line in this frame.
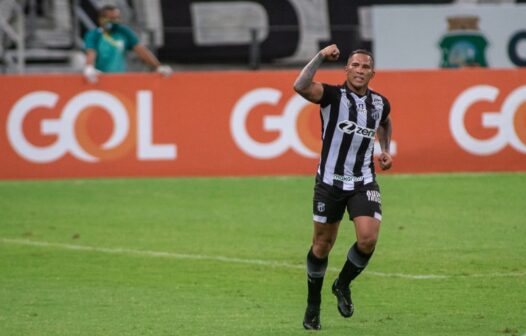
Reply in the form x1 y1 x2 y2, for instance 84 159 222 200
1 238 525 280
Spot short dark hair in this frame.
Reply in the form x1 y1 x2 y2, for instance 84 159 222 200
99 4 118 18
348 49 375 68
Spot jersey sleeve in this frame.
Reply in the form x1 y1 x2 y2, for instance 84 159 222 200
119 25 140 50
83 29 99 50
319 84 339 107
381 97 391 122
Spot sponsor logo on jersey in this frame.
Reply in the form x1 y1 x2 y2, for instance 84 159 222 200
333 174 365 183
372 96 384 120
371 109 381 120
337 120 376 139
372 96 383 104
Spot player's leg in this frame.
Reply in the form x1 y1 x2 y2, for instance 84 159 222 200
308 220 340 306
340 215 380 283
304 220 340 330
332 216 380 317
311 220 340 258
333 183 382 318
304 179 346 330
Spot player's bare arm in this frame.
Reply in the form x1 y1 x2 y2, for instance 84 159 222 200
85 49 96 66
377 116 393 171
133 44 172 76
133 44 163 69
293 44 340 103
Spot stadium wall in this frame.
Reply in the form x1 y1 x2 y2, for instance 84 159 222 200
1 69 525 179
372 4 526 69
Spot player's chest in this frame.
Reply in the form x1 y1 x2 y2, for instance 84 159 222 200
100 34 126 51
344 95 382 121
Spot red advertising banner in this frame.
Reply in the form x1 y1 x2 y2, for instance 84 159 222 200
0 69 525 179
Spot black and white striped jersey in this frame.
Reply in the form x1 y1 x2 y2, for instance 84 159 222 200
316 82 390 191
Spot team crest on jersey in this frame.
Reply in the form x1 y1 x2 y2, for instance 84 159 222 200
356 101 366 114
317 202 325 213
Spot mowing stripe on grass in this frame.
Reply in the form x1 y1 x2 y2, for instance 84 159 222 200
1 237 525 280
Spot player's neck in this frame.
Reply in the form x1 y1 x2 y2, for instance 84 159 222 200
345 81 368 96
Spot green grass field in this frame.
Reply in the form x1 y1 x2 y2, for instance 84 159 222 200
0 173 525 336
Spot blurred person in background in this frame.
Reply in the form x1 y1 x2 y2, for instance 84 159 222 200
293 44 393 330
83 4 171 83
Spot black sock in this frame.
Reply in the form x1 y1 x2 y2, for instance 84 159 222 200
338 243 373 288
306 247 328 306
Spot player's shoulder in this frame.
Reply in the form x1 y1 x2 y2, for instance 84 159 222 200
84 27 101 39
116 24 138 37
369 88 391 115
322 82 345 96
115 24 140 47
368 88 389 102
319 83 344 106
83 28 103 47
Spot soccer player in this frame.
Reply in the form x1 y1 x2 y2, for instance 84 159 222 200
293 44 393 330
83 5 172 83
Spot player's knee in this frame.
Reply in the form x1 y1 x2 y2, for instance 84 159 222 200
312 237 334 257
357 236 377 254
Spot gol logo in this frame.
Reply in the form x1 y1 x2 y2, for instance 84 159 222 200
450 85 526 155
7 90 176 163
230 88 319 159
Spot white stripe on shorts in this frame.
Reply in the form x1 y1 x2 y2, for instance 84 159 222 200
313 215 327 223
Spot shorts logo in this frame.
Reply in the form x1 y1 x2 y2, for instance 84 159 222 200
338 120 376 139
366 190 381 204
317 202 326 213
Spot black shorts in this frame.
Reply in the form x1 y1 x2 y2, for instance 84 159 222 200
312 176 382 224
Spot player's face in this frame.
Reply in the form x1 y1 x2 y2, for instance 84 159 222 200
345 53 375 94
99 9 121 28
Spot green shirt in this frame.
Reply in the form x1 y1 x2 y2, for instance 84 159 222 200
84 24 140 73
